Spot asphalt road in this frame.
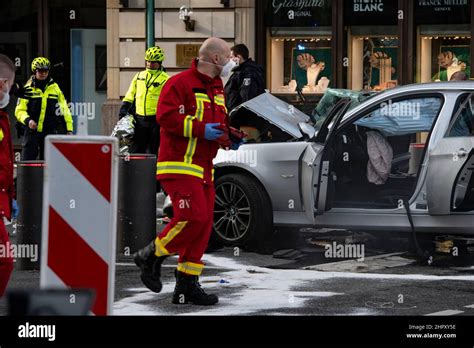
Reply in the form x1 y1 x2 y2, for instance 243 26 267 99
1 229 474 316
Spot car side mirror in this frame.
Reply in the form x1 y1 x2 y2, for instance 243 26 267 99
298 122 316 140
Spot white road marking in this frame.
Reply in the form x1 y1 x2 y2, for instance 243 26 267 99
464 304 474 309
425 310 465 316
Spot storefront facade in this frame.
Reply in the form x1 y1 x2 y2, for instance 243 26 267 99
0 0 106 140
256 0 474 97
102 0 256 135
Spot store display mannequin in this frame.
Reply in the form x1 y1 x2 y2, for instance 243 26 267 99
431 51 470 82
447 58 462 81
307 62 325 88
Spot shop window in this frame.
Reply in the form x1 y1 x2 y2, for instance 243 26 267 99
271 37 333 95
419 35 471 83
349 35 399 91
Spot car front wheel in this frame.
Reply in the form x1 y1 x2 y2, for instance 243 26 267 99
213 174 273 253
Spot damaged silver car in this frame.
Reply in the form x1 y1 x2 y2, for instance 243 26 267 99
212 83 474 251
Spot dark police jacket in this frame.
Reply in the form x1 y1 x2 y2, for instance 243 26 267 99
224 58 265 113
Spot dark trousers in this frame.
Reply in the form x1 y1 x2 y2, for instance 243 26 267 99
131 115 160 155
22 129 51 161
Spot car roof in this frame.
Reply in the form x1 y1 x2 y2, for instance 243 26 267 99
342 81 474 121
390 80 474 92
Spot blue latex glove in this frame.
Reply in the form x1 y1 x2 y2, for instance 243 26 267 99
204 123 224 141
12 199 19 219
231 140 244 150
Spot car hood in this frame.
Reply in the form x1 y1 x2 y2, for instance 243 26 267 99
230 92 311 139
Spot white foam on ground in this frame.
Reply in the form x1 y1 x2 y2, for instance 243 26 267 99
113 254 474 316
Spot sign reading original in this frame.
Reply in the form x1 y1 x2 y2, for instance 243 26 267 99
266 0 331 26
272 0 326 14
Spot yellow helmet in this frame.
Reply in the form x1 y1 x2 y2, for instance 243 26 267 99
31 57 51 73
145 46 165 63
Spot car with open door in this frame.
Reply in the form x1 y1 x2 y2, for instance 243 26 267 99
212 83 474 251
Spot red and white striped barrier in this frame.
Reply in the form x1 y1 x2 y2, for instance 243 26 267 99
40 136 118 315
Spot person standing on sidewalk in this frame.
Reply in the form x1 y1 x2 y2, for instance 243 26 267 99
119 46 170 154
0 54 18 296
15 57 73 160
134 37 242 306
224 43 265 112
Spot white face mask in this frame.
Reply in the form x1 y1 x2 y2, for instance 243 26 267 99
0 81 10 109
219 59 237 78
232 57 240 67
0 92 10 109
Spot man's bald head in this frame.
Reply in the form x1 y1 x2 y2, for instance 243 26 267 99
0 54 15 87
0 55 15 107
197 37 232 78
199 37 230 61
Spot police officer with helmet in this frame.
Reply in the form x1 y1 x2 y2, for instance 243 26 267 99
119 46 170 154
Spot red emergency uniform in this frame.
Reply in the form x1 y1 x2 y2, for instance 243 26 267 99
0 110 14 296
155 58 228 276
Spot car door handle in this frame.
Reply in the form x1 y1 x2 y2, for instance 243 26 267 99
455 148 468 158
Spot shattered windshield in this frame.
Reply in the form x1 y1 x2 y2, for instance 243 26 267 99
313 89 376 131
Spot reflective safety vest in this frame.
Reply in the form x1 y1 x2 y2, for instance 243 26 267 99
156 59 228 183
123 69 170 116
15 78 73 133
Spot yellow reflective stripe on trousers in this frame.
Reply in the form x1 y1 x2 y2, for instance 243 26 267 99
161 221 188 247
177 262 204 276
154 238 170 257
156 161 204 179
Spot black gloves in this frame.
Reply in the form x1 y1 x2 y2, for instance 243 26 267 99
13 83 35 99
119 101 133 119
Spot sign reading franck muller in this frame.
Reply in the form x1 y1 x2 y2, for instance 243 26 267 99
266 0 331 27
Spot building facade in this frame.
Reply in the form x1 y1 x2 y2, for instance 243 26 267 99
102 0 256 135
1 0 472 138
256 0 474 100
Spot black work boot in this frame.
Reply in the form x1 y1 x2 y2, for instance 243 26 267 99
133 241 167 293
172 271 219 306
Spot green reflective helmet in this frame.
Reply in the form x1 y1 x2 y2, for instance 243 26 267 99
31 57 51 73
145 46 165 63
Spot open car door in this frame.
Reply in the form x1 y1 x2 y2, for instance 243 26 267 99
301 99 353 223
426 94 474 215
426 137 474 215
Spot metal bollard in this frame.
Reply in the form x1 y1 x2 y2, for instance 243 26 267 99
117 154 157 257
16 161 44 270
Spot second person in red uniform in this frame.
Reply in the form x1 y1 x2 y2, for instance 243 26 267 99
0 54 18 297
134 37 239 306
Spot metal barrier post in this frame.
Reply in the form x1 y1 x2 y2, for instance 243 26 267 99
117 154 157 256
16 161 44 270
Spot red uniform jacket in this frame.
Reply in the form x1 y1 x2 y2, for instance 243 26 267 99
0 110 14 220
156 58 228 183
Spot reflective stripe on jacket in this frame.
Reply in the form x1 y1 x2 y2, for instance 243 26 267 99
123 69 170 116
156 59 228 183
15 78 73 133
